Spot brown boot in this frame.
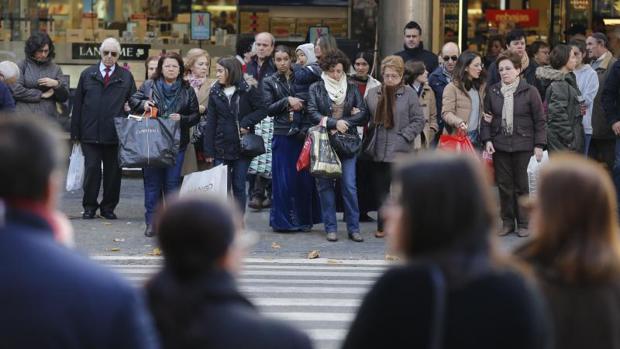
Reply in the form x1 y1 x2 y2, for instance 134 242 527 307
374 230 385 238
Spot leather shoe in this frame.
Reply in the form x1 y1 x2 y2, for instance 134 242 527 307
499 226 514 236
348 232 364 242
82 210 96 219
516 227 530 238
144 224 155 237
326 232 338 242
248 197 262 210
100 211 117 220
374 230 385 238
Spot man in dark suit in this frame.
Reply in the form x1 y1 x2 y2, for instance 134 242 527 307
0 116 159 348
71 37 136 220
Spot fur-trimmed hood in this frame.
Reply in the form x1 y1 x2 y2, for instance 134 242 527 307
535 66 565 82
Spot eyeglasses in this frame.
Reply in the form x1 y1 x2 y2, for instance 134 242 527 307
102 50 118 57
382 73 401 80
442 55 458 62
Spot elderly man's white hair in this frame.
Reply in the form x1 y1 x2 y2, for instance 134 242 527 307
0 61 19 84
100 37 121 54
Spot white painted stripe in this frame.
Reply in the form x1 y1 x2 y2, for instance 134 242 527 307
105 264 385 272
112 268 381 278
264 312 354 322
90 256 391 266
305 328 348 341
253 298 360 307
239 285 366 295
239 278 374 286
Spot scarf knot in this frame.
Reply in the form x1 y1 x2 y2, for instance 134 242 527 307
500 78 519 135
321 72 347 105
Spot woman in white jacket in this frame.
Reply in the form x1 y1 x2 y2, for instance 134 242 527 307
570 39 599 154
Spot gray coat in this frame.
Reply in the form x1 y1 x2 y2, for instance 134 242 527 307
365 85 425 162
11 57 69 119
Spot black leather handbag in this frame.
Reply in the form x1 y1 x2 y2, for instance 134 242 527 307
235 97 266 158
329 130 361 158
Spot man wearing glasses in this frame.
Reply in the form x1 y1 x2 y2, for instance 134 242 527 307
428 41 460 139
71 37 137 220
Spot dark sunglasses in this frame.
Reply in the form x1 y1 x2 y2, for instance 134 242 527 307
103 50 118 57
442 55 458 62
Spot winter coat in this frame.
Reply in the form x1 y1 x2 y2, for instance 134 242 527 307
592 52 616 139
0 81 15 111
11 57 69 119
146 269 312 349
307 79 369 132
480 79 546 153
262 71 298 136
536 66 584 152
129 79 200 148
394 43 439 76
487 58 544 98
428 66 451 119
365 85 425 162
245 57 277 85
601 59 620 136
70 63 137 144
0 206 159 349
203 77 267 160
574 64 599 135
413 84 438 149
441 82 485 132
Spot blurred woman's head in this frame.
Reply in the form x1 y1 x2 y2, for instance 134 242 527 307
550 44 577 71
184 48 210 79
25 31 55 62
315 33 338 59
353 51 374 77
522 154 620 284
385 153 495 258
453 51 485 93
145 56 160 80
215 56 243 86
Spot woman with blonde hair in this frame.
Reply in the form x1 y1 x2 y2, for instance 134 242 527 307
518 154 620 349
365 55 424 238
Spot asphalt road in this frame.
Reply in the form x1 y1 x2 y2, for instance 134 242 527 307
63 176 526 259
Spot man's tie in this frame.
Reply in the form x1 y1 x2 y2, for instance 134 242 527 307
103 67 111 87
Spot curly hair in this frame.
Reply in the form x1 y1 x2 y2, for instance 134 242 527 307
318 49 350 73
495 51 522 70
25 31 54 60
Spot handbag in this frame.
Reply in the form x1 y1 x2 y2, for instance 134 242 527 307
438 130 476 155
309 125 342 178
234 96 266 158
329 130 361 158
361 124 378 158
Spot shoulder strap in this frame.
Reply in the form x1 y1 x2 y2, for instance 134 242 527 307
428 264 446 349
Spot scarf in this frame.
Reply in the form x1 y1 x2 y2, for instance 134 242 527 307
521 54 530 71
500 78 519 135
321 72 347 105
187 73 205 94
375 84 401 129
156 78 182 117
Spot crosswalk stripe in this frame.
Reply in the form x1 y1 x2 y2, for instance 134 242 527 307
253 298 360 307
105 264 386 272
265 312 355 322
90 255 391 266
110 268 382 278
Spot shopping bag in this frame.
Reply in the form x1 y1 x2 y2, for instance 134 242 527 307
438 132 476 155
179 164 228 200
114 116 180 168
527 151 549 196
66 143 85 191
308 125 342 178
296 134 312 172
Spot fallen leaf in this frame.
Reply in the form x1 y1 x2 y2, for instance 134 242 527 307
307 250 320 259
271 242 281 249
327 259 341 264
113 238 125 242
109 248 121 252
147 248 162 256
385 254 400 261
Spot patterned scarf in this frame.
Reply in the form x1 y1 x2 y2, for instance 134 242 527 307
187 73 205 94
500 78 519 135
321 72 347 105
156 78 182 117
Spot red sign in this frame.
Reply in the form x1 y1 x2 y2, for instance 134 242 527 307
486 10 539 27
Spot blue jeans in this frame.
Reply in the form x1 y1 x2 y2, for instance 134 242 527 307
315 156 360 234
215 157 251 214
143 149 185 224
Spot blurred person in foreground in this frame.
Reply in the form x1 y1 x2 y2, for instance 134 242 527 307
0 116 159 348
343 153 551 349
0 60 19 110
518 154 620 349
146 196 312 349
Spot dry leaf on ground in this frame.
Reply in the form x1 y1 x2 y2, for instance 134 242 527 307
108 247 121 252
271 242 281 249
385 254 400 261
147 248 162 256
307 250 320 259
113 238 125 242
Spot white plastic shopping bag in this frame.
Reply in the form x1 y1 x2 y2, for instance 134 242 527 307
179 165 228 200
527 150 549 196
66 143 85 191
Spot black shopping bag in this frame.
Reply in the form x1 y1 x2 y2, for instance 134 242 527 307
114 116 180 168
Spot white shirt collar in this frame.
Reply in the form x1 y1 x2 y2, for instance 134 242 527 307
99 62 115 77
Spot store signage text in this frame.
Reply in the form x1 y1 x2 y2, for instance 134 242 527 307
72 43 151 61
486 10 539 27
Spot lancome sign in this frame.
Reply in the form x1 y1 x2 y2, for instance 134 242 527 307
72 43 151 61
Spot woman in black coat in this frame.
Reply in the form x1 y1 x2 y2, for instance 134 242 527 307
129 52 199 237
343 153 552 349
203 56 267 214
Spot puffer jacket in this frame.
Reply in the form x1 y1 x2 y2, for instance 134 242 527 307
481 79 546 153
413 84 438 149
129 78 200 148
365 85 425 162
307 79 368 131
11 57 69 119
536 66 584 152
203 77 267 160
262 71 298 136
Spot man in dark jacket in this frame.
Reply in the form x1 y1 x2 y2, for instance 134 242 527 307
71 38 136 220
428 41 459 140
486 29 544 98
245 32 276 210
601 41 620 214
394 21 438 75
0 116 159 349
